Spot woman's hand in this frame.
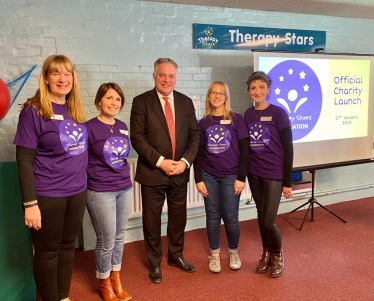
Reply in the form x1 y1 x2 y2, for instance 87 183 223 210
234 180 245 196
25 205 42 230
282 186 293 199
196 182 208 197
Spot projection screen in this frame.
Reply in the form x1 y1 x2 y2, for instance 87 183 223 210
253 51 374 168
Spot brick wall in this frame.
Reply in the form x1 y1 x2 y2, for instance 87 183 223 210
0 0 373 188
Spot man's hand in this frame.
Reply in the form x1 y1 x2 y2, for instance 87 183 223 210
159 159 176 174
169 160 187 175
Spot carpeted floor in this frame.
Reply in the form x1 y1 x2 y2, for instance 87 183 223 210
36 197 373 301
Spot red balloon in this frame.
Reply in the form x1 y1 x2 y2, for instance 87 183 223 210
0 78 11 120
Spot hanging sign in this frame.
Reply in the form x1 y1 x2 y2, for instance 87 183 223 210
193 23 326 52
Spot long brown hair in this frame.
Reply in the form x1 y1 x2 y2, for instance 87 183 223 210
23 55 86 123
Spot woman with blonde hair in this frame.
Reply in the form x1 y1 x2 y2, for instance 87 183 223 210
194 81 249 273
14 55 88 301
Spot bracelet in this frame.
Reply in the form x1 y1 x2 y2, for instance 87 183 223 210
23 200 38 208
24 203 38 209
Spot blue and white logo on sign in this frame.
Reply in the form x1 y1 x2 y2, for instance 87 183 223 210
205 126 232 154
268 60 322 141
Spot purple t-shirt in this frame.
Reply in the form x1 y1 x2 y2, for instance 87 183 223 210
244 104 290 180
199 113 249 178
13 103 88 197
86 117 132 192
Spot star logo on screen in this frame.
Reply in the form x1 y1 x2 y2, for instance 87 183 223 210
268 60 323 141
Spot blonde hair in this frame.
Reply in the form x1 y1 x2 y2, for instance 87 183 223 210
203 81 233 123
23 55 86 123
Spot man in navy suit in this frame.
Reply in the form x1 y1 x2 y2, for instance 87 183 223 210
130 58 200 284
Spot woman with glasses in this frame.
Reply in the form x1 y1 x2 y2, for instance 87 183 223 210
194 81 249 273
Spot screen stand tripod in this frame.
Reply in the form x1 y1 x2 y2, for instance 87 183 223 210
291 169 347 231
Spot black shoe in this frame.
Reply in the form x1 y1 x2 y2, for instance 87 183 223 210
148 265 162 284
167 256 196 273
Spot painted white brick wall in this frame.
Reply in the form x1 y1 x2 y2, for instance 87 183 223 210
0 0 373 194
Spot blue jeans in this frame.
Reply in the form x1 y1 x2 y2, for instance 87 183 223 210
87 188 133 279
201 169 241 252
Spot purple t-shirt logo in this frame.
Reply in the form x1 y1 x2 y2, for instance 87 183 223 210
248 122 270 150
267 60 322 141
205 125 232 154
103 136 130 169
59 119 88 155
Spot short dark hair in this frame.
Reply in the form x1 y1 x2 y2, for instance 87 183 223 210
94 82 125 111
246 71 271 90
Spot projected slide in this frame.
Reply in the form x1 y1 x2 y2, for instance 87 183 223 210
259 57 371 143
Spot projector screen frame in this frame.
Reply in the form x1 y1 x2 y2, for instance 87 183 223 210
252 50 374 169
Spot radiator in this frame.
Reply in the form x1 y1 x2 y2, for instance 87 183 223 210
128 158 252 218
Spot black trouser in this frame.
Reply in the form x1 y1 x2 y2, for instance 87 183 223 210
248 174 283 252
141 181 187 267
31 190 87 301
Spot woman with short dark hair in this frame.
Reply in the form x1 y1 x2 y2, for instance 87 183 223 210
86 83 132 301
244 71 294 278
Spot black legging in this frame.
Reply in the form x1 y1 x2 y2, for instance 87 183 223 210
31 190 87 301
248 173 283 252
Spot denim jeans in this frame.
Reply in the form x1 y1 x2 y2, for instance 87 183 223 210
201 169 241 252
87 188 133 279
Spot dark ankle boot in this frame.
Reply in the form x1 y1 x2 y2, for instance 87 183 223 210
255 247 271 274
110 271 132 301
100 277 119 301
269 250 284 278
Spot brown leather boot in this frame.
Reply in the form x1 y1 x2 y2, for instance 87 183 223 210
255 247 271 274
100 277 119 301
110 271 132 301
269 250 284 278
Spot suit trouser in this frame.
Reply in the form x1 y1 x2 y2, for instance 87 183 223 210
31 190 87 301
141 180 187 267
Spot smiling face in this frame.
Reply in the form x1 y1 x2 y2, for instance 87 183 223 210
44 67 73 102
99 88 122 119
249 80 270 105
209 84 226 113
153 62 177 96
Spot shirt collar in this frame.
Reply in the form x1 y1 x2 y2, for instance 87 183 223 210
156 89 174 102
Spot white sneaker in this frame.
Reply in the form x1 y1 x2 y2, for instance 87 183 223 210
208 256 221 273
229 250 241 270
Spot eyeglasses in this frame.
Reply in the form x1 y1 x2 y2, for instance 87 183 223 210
210 91 225 97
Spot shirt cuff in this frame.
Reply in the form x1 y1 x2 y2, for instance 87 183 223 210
156 156 165 168
181 158 190 168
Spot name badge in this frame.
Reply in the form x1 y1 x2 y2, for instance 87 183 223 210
260 116 272 122
120 129 128 135
220 120 231 124
50 114 64 120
